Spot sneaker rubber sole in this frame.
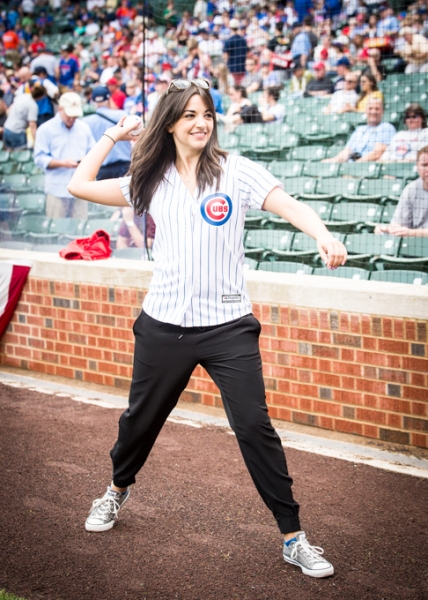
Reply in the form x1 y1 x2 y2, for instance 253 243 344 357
283 554 334 578
85 490 130 532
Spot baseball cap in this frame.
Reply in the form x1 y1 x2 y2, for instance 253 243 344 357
91 86 111 102
313 62 325 70
106 77 119 86
58 92 83 117
61 43 73 53
229 18 240 29
213 16 223 25
337 56 351 67
33 66 48 75
111 89 125 110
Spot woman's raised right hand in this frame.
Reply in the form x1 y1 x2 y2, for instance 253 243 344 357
105 116 145 143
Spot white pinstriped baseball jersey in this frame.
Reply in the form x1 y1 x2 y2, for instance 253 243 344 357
119 155 282 327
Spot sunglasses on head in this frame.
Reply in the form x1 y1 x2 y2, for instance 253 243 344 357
166 78 211 95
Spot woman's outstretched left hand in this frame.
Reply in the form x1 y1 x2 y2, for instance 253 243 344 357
317 236 348 270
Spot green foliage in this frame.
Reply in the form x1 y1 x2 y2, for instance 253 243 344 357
0 591 29 600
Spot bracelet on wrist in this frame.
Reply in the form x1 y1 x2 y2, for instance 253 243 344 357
125 221 135 228
103 133 116 145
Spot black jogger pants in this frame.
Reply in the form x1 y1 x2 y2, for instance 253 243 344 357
110 311 301 534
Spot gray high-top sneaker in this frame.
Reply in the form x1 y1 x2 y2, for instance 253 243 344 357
283 532 334 578
85 486 130 532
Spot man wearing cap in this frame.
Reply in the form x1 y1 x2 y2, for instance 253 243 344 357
83 86 132 179
223 18 248 85
34 92 95 218
332 56 352 92
32 66 59 100
3 78 39 150
303 62 334 97
56 44 79 89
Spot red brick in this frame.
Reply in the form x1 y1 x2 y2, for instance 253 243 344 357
378 397 411 413
394 318 404 339
69 357 88 369
319 416 334 430
332 360 361 377
299 397 312 412
275 395 298 409
339 313 350 332
319 311 329 330
293 411 318 426
411 373 425 387
312 372 341 387
405 321 416 340
312 345 338 358
299 308 309 328
83 371 105 385
402 357 428 373
363 424 378 439
272 365 298 380
361 315 371 335
275 325 289 338
363 366 377 379
356 408 386 424
290 382 318 398
387 413 402 428
362 337 377 350
280 306 289 324
289 355 317 370
383 318 393 338
269 406 292 422
411 433 427 448
55 366 74 378
341 376 355 390
290 327 318 342
402 386 427 401
412 403 427 416
334 419 363 435
270 339 298 353
333 389 363 405
298 370 312 383
290 308 299 326
378 339 409 354
277 379 291 393
310 310 319 329
378 369 408 384
355 379 386 394
313 400 341 416
318 331 331 344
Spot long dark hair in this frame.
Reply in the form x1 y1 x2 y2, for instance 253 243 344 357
129 85 227 215
357 72 378 106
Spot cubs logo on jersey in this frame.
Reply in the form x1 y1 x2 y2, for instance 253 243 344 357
200 193 232 226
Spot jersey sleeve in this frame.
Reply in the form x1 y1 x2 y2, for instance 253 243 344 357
119 175 133 207
236 156 283 210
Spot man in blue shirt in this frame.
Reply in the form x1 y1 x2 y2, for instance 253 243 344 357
56 44 79 89
83 86 132 180
376 6 400 37
222 18 248 85
34 92 95 218
290 22 312 68
325 98 396 163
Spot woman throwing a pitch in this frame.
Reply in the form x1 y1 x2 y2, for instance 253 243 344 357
68 78 347 579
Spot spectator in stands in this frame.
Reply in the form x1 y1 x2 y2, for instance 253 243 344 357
375 146 428 237
333 56 352 92
3 78 39 151
33 66 59 100
323 72 359 113
0 90 8 141
107 77 126 110
14 67 33 95
380 105 428 163
34 92 95 218
289 62 313 96
56 44 79 90
325 98 396 163
303 62 334 97
123 80 141 114
223 18 248 85
397 26 428 73
147 75 170 120
376 5 400 37
361 48 385 83
116 207 156 255
344 72 383 113
290 22 312 68
100 53 119 85
211 63 234 95
258 86 285 123
260 63 282 89
313 35 339 72
241 56 262 94
84 86 132 179
2 28 20 65
30 47 57 80
217 84 251 128
82 56 102 86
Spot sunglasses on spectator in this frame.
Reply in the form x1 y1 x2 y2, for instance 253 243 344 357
166 78 211 95
345 79 357 83
405 114 422 119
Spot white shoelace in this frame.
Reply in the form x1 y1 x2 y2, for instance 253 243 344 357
91 495 121 518
290 539 326 565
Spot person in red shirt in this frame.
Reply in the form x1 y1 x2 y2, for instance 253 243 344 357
2 30 19 51
107 77 126 110
28 34 46 55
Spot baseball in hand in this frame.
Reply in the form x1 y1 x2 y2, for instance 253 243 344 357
123 115 144 136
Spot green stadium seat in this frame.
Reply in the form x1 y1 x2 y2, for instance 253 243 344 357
47 218 87 242
289 145 327 161
244 257 259 270
327 202 383 233
245 209 269 229
244 229 294 261
15 193 45 215
0 193 22 223
302 162 340 178
26 174 45 192
217 132 240 151
268 160 303 178
370 269 428 285
258 261 313 274
19 163 44 176
83 218 122 242
0 150 10 164
312 266 370 280
302 200 333 221
0 174 31 193
344 233 401 268
305 178 361 201
379 163 418 180
339 162 381 179
11 215 51 241
358 178 406 203
282 176 318 198
0 163 20 175
375 237 428 271
10 150 32 164
270 231 344 264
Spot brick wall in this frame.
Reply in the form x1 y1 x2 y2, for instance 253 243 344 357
1 274 427 449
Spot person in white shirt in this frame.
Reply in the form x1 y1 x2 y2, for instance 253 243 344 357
68 78 346 580
258 86 286 123
323 73 359 114
380 104 428 162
